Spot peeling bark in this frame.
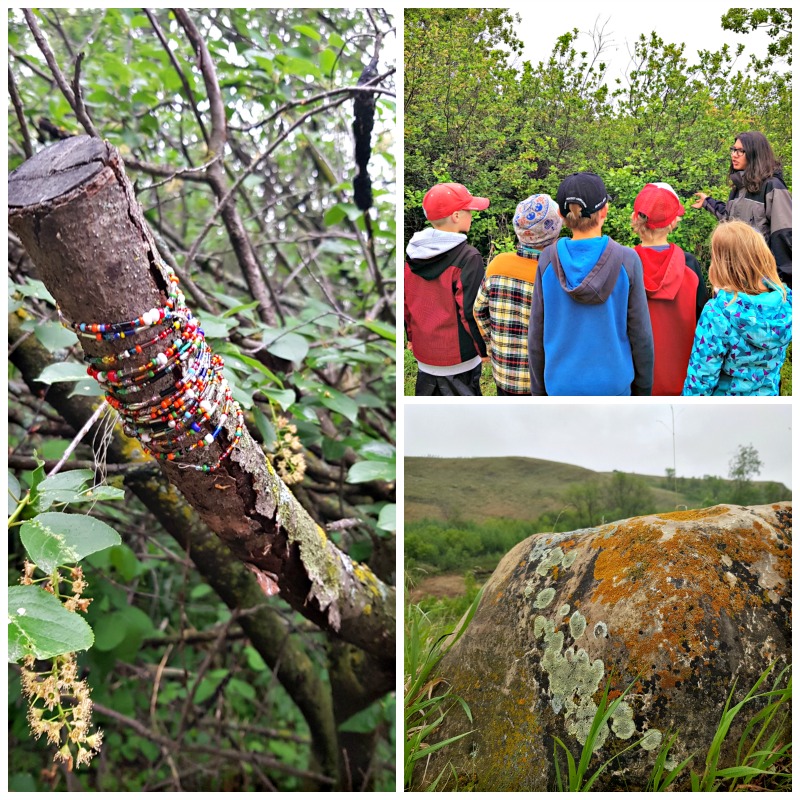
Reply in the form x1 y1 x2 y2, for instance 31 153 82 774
8 136 395 667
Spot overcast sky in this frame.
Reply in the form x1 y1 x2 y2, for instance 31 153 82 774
404 403 791 486
507 2 781 85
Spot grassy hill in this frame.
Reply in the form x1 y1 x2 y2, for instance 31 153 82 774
405 456 788 524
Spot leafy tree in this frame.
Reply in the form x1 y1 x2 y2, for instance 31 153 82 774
565 479 604 528
8 7 395 792
721 7 792 66
605 471 654 519
728 444 764 504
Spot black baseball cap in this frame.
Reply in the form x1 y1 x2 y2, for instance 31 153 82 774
556 172 609 218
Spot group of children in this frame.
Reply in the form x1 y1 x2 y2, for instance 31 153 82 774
404 173 792 396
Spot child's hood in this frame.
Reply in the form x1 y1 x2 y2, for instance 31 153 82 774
553 236 622 304
406 228 467 264
715 286 792 349
636 244 687 301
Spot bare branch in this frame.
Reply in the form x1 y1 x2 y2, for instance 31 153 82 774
8 65 33 159
22 9 100 137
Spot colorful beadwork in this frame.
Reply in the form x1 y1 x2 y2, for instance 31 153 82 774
58 263 244 473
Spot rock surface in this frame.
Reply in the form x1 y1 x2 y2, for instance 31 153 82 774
412 503 791 791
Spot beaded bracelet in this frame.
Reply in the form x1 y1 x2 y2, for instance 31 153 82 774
60 263 243 473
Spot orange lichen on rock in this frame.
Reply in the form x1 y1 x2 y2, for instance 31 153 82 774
588 510 790 686
655 506 730 522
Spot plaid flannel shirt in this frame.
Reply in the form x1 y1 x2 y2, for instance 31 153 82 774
473 247 539 395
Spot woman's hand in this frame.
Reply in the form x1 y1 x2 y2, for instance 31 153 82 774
691 192 708 209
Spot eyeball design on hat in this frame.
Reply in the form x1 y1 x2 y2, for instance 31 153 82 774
513 194 563 247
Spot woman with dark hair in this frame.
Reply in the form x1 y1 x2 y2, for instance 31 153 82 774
692 131 792 287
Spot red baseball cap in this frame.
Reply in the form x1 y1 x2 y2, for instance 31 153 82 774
633 183 685 229
422 183 490 220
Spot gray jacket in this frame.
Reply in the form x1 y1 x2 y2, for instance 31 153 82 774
703 170 792 286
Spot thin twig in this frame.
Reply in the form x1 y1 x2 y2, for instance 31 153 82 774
47 401 108 477
22 9 100 137
8 65 33 158
92 702 335 784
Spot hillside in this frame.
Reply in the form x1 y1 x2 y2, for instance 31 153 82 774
404 456 788 524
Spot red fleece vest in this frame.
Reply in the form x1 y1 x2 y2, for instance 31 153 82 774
636 244 699 395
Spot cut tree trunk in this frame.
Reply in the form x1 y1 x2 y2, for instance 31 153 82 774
8 135 394 684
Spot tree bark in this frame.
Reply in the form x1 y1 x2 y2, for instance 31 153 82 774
8 135 394 676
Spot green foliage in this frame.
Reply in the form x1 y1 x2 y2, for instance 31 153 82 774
728 443 764 504
403 9 792 395
9 7 395 791
405 458 790 577
404 589 482 789
8 584 94 662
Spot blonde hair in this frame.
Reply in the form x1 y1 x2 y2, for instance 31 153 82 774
563 203 603 232
631 213 679 243
709 220 786 301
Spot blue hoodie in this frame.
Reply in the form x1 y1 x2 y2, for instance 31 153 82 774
682 284 792 395
528 236 654 395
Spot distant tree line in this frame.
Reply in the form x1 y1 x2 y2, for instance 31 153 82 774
406 454 790 575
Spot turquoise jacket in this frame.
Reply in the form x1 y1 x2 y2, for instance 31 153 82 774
682 284 791 395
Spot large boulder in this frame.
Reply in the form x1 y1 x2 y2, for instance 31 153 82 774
413 503 791 791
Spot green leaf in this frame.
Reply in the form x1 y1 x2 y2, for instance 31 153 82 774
85 485 126 502
293 23 321 41
317 388 359 422
13 278 55 304
339 700 382 733
31 469 94 512
360 318 396 342
346 460 396 484
245 645 267 671
92 611 128 652
228 678 257 700
190 583 214 600
32 321 79 352
194 674 225 705
108 544 140 581
320 49 336 75
323 205 347 226
265 332 310 365
377 503 396 532
8 585 94 662
358 441 396 460
36 362 89 384
200 315 237 339
263 388 296 411
220 299 262 318
20 511 122 573
8 471 22 518
69 379 105 397
253 406 276 448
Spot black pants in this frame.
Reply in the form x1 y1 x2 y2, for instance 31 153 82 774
415 365 483 396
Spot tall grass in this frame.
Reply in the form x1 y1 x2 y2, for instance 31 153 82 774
552 661 791 792
404 588 483 790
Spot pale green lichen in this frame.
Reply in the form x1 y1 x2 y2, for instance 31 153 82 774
536 547 564 577
558 603 571 617
567 696 606 748
562 550 578 568
640 729 663 751
593 621 608 639
534 587 556 608
540 631 606 749
569 611 586 639
523 580 535 599
610 701 636 739
533 614 555 641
